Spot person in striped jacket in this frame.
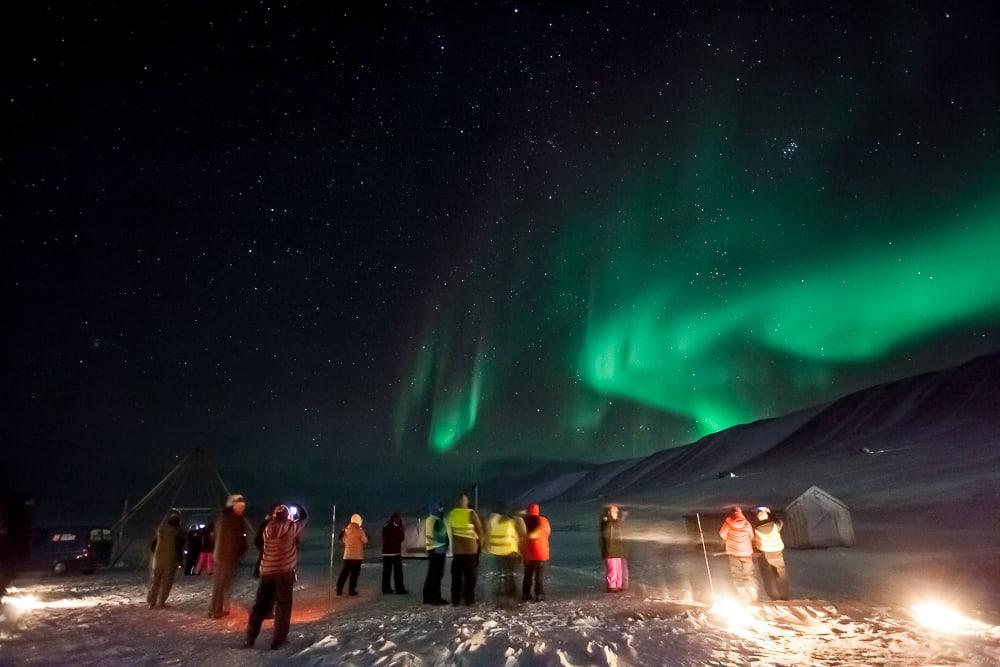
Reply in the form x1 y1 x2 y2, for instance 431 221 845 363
719 506 758 603
245 504 307 650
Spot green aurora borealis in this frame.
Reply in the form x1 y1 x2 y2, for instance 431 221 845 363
393 9 1000 463
397 174 1000 457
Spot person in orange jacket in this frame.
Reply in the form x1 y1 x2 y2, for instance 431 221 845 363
719 506 758 603
521 503 551 602
336 514 368 596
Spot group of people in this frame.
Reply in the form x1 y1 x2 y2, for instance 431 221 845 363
339 496 640 607
146 493 306 649
181 522 215 576
427 495 552 606
334 495 553 607
146 494 248 615
718 505 790 602
144 494 788 651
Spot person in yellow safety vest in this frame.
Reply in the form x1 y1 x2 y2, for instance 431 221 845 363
486 504 526 605
446 494 484 606
753 507 790 600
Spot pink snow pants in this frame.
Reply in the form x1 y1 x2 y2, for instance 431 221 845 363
605 558 628 591
195 552 214 575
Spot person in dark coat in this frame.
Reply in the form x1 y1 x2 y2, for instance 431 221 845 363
422 502 449 605
601 504 628 592
246 504 307 650
381 513 408 594
184 526 203 576
147 513 186 608
208 494 248 618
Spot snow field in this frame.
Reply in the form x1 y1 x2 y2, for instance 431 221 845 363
2 555 998 666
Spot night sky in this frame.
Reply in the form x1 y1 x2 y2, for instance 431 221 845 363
5 2 999 518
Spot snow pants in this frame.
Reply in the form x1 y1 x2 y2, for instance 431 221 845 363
381 555 405 593
495 554 521 602
423 552 446 603
246 571 294 648
147 566 177 608
184 549 200 575
756 551 790 600
728 555 759 603
605 557 629 591
522 560 546 600
450 553 479 605
209 562 236 617
337 559 362 594
195 551 213 575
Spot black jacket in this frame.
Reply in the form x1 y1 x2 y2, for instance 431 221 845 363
381 515 405 556
600 514 626 559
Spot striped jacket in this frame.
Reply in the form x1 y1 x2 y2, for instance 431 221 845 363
259 518 305 576
719 512 754 558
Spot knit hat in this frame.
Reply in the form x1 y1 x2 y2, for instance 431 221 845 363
350 513 363 525
226 493 246 507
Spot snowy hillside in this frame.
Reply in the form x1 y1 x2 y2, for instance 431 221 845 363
523 351 1000 510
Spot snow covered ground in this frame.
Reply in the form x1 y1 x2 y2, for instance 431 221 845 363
3 533 999 666
6 355 997 664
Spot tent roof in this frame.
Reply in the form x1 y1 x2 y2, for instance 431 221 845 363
786 485 849 511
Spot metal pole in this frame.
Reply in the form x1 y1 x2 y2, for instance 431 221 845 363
117 498 129 548
110 453 189 534
696 512 716 604
108 453 190 566
473 484 478 511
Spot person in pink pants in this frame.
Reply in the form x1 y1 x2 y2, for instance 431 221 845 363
600 504 628 592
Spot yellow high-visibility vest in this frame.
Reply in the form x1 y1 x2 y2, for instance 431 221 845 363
487 516 519 556
754 522 785 553
447 508 477 541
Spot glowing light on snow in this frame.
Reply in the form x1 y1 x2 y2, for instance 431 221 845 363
3 594 44 613
710 597 765 632
910 603 986 634
2 593 102 614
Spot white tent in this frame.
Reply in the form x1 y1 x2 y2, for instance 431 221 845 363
783 485 855 548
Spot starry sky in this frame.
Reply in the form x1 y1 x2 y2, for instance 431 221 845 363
5 2 999 517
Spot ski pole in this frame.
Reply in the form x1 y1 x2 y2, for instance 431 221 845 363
329 504 336 600
696 512 716 604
